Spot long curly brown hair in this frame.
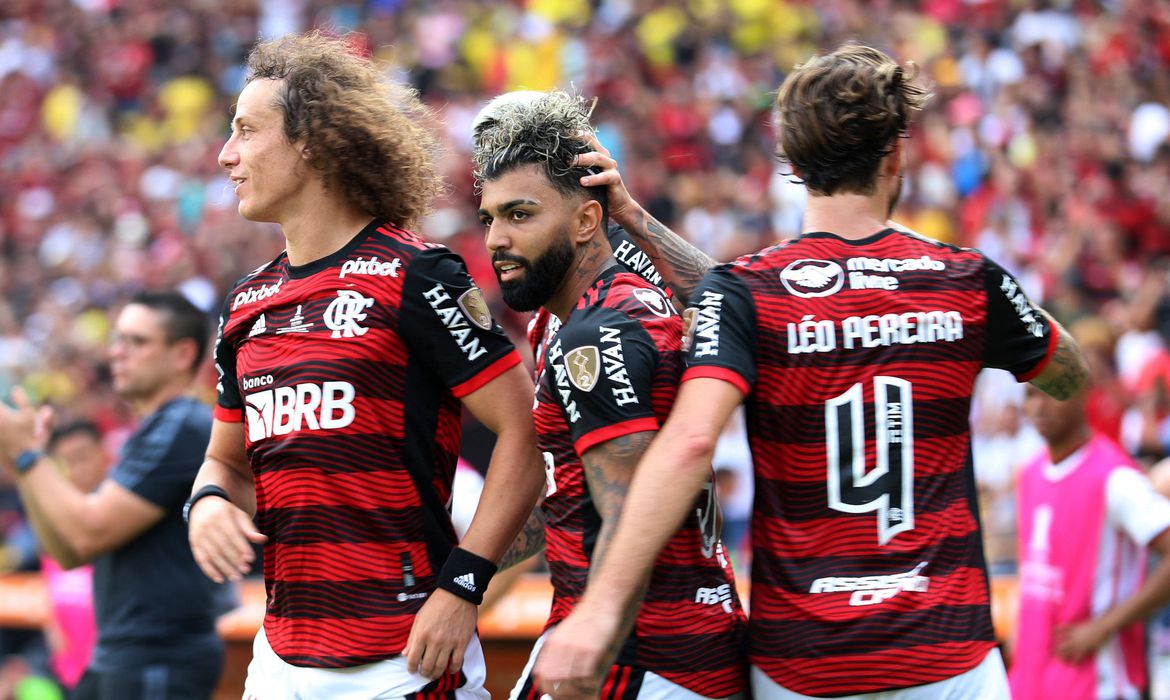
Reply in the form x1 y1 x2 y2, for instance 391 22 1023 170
243 31 442 228
775 43 932 197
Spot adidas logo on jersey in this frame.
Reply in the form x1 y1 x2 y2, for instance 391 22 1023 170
453 573 476 592
248 315 267 337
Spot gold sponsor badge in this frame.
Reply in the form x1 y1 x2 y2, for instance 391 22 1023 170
564 346 601 392
457 288 494 330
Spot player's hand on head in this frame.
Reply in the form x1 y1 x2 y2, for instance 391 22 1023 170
404 588 477 679
187 497 265 584
573 134 633 221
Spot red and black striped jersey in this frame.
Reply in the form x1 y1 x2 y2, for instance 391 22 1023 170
681 227 1056 696
530 268 748 697
214 219 520 668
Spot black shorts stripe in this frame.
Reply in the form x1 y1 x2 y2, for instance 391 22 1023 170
602 665 646 700
404 669 466 698
514 665 540 699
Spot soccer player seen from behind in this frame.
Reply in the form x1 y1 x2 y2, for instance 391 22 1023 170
185 31 545 699
535 42 1090 700
474 91 748 700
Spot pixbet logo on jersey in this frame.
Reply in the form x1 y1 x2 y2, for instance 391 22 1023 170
232 279 283 311
244 379 356 441
339 256 402 279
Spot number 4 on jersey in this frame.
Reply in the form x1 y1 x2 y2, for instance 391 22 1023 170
825 377 914 545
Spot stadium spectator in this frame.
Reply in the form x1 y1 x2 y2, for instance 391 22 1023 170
0 291 226 700
183 31 544 697
1011 380 1170 700
40 420 107 693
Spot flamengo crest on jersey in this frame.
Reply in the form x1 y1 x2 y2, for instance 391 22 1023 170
322 290 374 338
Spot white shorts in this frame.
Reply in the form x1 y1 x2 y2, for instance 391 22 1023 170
751 647 1009 700
509 628 747 700
243 626 490 700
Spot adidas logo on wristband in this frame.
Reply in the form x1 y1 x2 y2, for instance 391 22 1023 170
437 547 495 604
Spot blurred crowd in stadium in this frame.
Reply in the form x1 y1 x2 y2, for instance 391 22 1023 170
3 0 1170 696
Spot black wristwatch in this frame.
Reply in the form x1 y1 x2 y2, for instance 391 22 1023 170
14 449 42 475
182 484 231 524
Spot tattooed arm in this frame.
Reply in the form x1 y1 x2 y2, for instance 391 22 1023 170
581 431 655 578
1030 310 1090 401
534 381 743 697
498 506 546 570
573 431 657 675
575 136 716 306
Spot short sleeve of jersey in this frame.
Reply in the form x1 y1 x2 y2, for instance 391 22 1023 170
112 400 212 509
213 293 242 420
983 258 1058 381
399 247 520 397
547 309 660 455
681 266 757 397
1106 467 1170 546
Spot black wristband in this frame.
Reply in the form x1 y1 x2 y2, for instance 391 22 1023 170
182 484 231 525
435 546 497 605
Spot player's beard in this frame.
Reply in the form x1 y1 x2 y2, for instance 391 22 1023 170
496 231 576 312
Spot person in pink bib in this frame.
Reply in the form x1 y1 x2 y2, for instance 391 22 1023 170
1012 378 1170 700
41 421 108 691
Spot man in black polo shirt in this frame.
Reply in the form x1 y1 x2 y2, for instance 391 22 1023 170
0 291 227 699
